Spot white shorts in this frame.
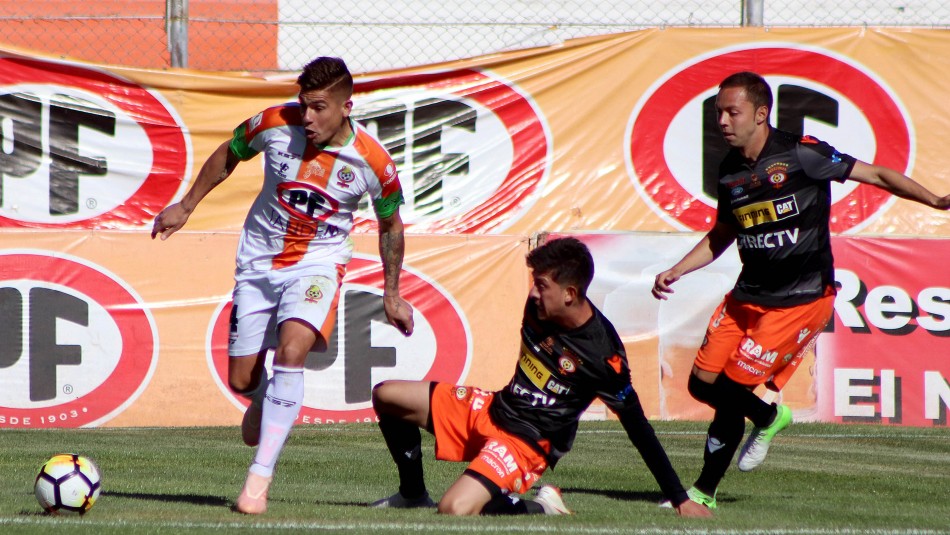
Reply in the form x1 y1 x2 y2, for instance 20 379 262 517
228 262 345 358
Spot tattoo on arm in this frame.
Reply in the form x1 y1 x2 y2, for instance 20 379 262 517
379 229 405 296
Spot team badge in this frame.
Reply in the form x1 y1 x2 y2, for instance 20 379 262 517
454 386 469 400
304 285 324 303
558 355 578 375
303 275 334 304
337 165 355 187
767 162 789 188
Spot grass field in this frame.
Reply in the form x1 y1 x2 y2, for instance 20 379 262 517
1 421 948 534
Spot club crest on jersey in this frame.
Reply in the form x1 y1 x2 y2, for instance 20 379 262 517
454 386 469 400
558 355 578 375
767 162 789 188
303 275 333 304
304 285 323 303
336 165 355 187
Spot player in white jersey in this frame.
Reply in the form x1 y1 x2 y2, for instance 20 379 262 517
151 57 414 515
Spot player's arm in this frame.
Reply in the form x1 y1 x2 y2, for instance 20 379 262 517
151 140 241 240
614 398 713 518
378 208 414 336
652 221 737 300
848 161 950 210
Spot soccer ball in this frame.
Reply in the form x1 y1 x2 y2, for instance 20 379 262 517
34 453 102 515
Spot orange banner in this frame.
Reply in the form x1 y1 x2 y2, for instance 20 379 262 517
0 231 528 428
2 28 950 235
3 28 950 427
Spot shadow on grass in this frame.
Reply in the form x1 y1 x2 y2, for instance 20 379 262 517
101 490 231 507
564 487 735 506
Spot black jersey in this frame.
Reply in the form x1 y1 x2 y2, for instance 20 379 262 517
489 298 689 505
716 128 857 307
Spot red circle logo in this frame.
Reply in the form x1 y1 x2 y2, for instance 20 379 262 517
0 252 158 428
626 46 911 232
352 69 551 233
0 56 190 228
206 254 471 423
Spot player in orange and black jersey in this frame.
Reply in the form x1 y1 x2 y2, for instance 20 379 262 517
371 237 712 518
652 71 950 509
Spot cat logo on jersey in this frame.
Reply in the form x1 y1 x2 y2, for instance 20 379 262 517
734 195 798 228
336 165 355 188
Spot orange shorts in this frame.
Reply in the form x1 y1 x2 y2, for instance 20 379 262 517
430 383 549 495
695 288 834 390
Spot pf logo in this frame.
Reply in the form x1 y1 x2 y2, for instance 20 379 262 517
350 69 551 233
207 254 471 423
0 251 158 428
625 45 912 233
0 56 190 228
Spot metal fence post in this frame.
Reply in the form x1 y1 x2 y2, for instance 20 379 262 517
743 0 765 26
166 0 188 68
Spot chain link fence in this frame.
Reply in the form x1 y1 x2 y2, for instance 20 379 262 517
1 1 949 73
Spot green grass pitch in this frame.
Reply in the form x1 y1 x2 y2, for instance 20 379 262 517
0 421 948 534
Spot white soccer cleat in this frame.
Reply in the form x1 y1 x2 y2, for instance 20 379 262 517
234 472 272 515
533 484 572 515
370 491 436 509
737 404 793 472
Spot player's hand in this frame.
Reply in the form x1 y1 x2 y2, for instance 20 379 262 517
151 203 191 240
383 294 414 336
675 499 714 518
652 269 680 300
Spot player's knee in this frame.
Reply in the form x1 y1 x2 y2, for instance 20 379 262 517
372 381 393 411
437 496 479 516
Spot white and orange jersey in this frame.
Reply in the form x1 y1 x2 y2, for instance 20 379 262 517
228 103 403 271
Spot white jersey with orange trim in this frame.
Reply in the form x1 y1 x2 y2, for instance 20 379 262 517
228 103 404 271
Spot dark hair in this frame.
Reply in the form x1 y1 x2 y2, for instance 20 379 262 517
297 57 353 98
719 71 773 115
526 237 594 298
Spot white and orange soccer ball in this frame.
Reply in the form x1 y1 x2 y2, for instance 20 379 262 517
34 453 102 515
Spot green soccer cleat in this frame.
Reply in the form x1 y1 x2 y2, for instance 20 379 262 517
659 486 717 510
737 404 792 472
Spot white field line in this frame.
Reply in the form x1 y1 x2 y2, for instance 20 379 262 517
0 518 946 534
579 430 948 439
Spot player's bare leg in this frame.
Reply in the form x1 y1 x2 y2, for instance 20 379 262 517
438 474 492 515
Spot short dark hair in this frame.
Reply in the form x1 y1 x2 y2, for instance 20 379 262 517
297 57 353 98
526 237 594 298
720 71 773 115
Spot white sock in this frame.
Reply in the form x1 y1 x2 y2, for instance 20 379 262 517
249 366 303 477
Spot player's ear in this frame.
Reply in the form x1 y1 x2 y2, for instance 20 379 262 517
755 105 769 125
563 284 579 305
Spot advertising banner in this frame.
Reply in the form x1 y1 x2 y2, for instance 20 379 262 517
3 28 950 236
0 231 529 428
561 232 950 427
2 28 950 427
